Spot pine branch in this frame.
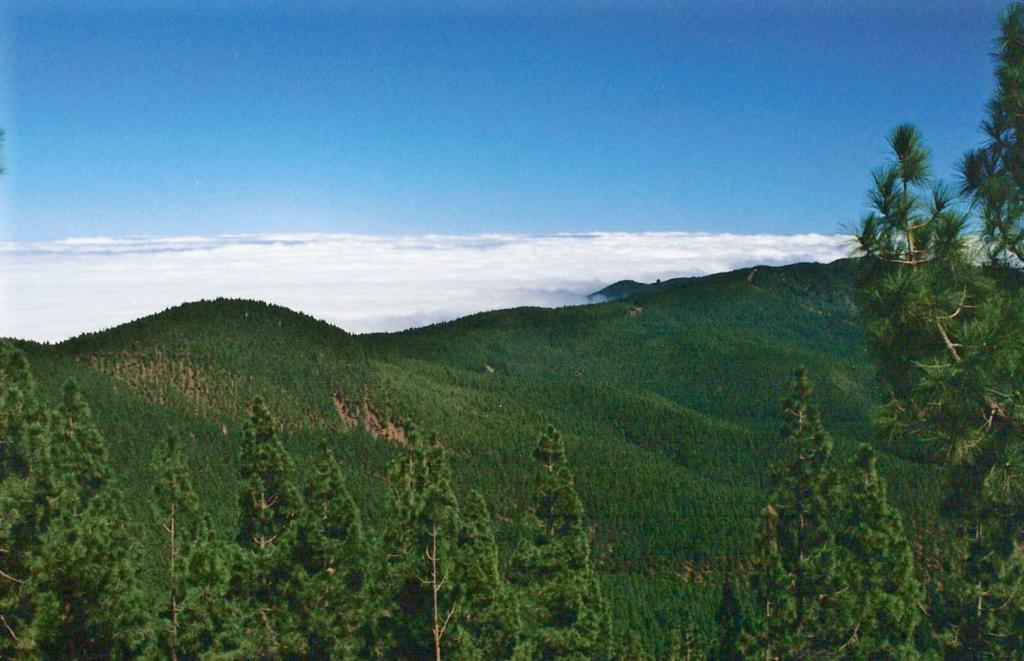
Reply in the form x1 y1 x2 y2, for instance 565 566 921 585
439 603 458 639
935 320 963 363
0 568 25 584
835 622 861 653
0 614 18 642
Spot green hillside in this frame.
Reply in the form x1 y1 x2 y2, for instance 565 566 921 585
9 258 943 654
588 279 645 301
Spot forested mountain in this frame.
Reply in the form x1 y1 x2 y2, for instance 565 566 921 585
6 5 1024 658
2 257 946 656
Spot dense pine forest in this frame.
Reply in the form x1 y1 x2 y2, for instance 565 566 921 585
4 5 1024 660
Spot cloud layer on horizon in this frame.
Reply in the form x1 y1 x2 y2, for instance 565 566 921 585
0 232 852 342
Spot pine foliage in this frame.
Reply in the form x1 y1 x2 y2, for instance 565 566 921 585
835 445 924 658
749 370 855 658
960 2 1024 267
378 430 465 660
0 343 46 654
511 426 611 661
26 382 152 657
669 613 710 661
176 524 246 659
231 396 303 658
152 433 212 660
856 68 1024 651
452 490 523 660
288 442 370 659
738 371 928 659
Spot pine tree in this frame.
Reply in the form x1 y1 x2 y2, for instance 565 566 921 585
26 382 153 657
152 432 208 660
236 397 301 553
0 342 46 653
746 505 796 660
510 425 610 661
378 430 465 661
961 2 1024 268
835 445 924 659
177 524 246 659
3 354 153 654
746 370 856 658
46 382 114 504
950 5 1024 656
856 93 1024 652
451 490 523 660
232 396 303 659
288 442 370 659
31 489 153 657
0 342 40 478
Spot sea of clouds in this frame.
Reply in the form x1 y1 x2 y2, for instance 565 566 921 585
0 232 852 342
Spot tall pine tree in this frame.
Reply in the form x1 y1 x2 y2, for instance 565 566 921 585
744 370 856 658
857 93 1024 652
152 432 209 660
0 342 48 654
744 504 796 660
834 445 924 658
614 629 652 661
27 382 153 657
177 522 246 658
961 2 1024 267
287 442 371 659
951 4 1024 656
231 396 303 659
510 425 610 661
452 490 524 660
378 430 465 661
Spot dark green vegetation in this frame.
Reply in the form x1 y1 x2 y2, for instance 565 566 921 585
3 255 906 658
5 5 1024 659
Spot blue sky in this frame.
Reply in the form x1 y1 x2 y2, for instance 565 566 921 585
0 0 1007 241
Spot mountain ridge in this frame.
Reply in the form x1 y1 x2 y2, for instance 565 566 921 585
7 259 856 348
7 256 941 653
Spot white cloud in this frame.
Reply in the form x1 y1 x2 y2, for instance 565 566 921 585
0 232 852 342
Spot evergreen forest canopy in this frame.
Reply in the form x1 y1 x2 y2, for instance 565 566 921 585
3 5 1024 660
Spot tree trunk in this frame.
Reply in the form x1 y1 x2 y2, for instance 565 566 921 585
431 524 443 661
169 499 179 661
429 523 456 661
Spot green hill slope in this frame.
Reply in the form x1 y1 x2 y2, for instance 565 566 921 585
10 258 943 652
